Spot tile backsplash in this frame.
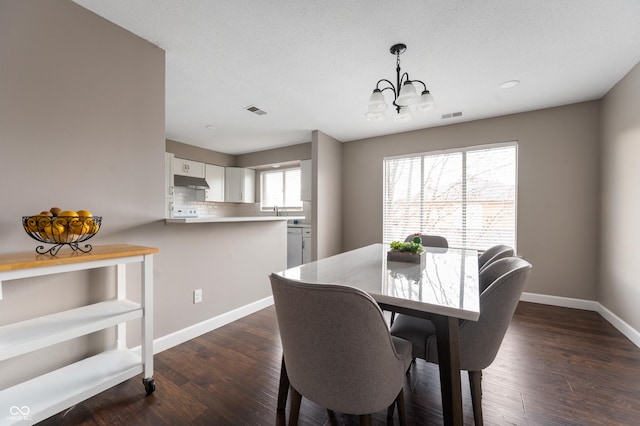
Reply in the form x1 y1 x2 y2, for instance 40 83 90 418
173 187 238 217
172 187 311 223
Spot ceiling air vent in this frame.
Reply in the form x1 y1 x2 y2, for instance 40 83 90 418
441 112 463 120
245 105 268 116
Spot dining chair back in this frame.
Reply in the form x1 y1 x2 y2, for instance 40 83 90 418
478 244 514 273
404 234 449 248
390 256 532 425
270 273 412 425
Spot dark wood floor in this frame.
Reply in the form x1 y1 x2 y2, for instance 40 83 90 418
39 302 640 425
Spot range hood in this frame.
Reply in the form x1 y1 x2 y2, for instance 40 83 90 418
174 175 210 189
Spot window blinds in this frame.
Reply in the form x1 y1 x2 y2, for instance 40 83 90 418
260 168 303 210
383 143 517 250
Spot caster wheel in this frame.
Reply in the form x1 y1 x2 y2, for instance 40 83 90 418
143 378 156 395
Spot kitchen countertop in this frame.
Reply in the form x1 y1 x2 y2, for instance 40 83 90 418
165 216 305 224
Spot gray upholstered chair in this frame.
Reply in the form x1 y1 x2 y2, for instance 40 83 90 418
404 233 449 248
478 244 514 273
269 273 412 426
389 257 532 426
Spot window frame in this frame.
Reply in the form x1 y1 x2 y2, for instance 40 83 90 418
259 166 303 212
382 141 518 251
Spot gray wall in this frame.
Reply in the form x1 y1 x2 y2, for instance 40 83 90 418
236 142 311 168
342 102 601 301
0 0 285 388
312 130 343 260
167 139 236 167
600 61 640 331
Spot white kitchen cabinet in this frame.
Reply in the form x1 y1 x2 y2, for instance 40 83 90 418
225 167 255 203
300 159 312 201
0 244 158 424
173 157 205 178
204 163 225 202
302 227 312 264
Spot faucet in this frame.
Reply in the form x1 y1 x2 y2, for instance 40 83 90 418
273 206 280 216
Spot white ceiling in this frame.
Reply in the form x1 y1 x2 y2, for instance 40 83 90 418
73 0 640 155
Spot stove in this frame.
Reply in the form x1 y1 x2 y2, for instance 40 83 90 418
173 207 199 218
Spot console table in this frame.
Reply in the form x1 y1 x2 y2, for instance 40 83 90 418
0 244 158 424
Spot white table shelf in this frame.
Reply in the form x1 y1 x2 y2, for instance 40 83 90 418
0 244 158 425
0 350 142 425
0 300 142 361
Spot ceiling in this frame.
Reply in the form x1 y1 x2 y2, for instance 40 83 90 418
73 0 640 155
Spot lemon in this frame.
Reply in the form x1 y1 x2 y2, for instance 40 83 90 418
77 210 93 218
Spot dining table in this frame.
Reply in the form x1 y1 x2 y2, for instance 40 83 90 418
274 243 480 426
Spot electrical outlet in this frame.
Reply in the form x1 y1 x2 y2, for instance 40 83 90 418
193 289 203 304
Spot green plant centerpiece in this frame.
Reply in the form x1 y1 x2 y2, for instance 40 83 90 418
387 239 425 264
389 241 424 254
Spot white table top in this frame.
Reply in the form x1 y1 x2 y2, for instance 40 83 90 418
277 243 480 321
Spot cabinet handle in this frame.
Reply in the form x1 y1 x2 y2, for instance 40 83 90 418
169 186 174 196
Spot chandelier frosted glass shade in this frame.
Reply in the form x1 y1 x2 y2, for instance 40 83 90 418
365 111 386 121
396 81 418 106
416 90 435 112
367 89 387 112
394 106 412 122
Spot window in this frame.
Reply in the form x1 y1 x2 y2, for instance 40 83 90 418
383 143 517 250
260 167 303 211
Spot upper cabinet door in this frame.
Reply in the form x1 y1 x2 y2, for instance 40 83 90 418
205 164 225 202
225 167 255 203
173 158 205 178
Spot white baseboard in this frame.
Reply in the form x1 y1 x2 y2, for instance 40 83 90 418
521 292 640 349
152 296 274 354
138 292 639 357
597 303 640 349
520 292 599 311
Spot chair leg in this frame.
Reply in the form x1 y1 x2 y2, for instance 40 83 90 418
387 389 407 425
288 386 302 426
359 414 372 426
396 388 407 426
277 357 289 425
468 370 483 426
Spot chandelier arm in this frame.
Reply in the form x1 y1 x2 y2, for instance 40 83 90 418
400 72 411 86
376 79 396 92
410 79 428 92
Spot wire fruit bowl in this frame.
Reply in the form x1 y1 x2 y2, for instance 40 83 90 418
22 215 102 256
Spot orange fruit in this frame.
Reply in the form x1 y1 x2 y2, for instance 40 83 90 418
77 210 93 218
58 210 78 217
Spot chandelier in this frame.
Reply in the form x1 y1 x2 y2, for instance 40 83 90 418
366 43 435 122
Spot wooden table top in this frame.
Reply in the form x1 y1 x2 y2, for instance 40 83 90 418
0 244 159 272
